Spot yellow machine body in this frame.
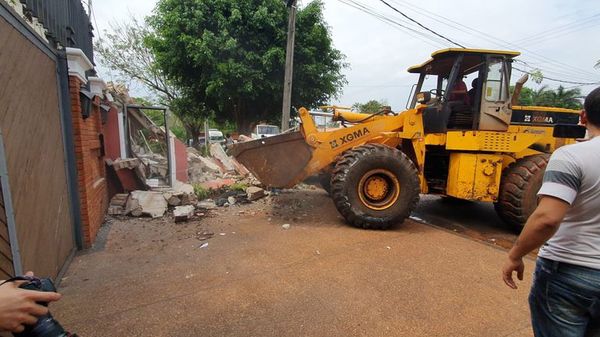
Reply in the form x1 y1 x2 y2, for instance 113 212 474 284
231 48 581 204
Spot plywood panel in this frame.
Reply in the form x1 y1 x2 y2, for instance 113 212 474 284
0 178 11 276
0 251 14 279
0 16 74 278
0 238 10 262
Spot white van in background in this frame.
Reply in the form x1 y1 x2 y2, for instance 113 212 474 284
251 124 280 139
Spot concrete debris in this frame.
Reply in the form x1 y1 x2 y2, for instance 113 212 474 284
111 158 141 171
110 193 129 206
167 196 181 206
187 149 221 173
174 205 195 222
173 180 195 195
246 186 265 201
125 198 143 217
230 157 250 177
209 143 236 172
108 205 124 216
197 200 217 210
227 196 237 205
282 224 291 230
108 193 129 215
128 190 168 218
138 153 169 186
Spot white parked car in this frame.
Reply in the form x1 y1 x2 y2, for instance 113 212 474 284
251 124 280 139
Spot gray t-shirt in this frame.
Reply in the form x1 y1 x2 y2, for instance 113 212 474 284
537 136 600 270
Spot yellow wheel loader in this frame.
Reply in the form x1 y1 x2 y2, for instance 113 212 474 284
231 49 585 230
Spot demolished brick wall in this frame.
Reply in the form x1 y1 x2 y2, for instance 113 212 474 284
69 76 109 248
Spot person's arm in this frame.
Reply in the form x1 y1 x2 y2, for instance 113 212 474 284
502 148 581 289
0 273 61 333
502 196 570 289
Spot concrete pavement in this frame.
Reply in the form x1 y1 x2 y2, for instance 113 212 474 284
53 189 535 337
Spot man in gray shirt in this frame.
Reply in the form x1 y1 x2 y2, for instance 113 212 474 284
503 87 600 337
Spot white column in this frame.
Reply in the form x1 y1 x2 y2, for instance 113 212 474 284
117 110 127 159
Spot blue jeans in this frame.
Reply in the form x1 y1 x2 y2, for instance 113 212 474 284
529 257 600 337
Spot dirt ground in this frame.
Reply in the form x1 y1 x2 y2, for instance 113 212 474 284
52 188 535 337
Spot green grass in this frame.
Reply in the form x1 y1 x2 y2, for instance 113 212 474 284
229 182 249 192
193 184 211 200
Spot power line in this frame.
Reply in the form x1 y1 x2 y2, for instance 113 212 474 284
340 0 600 85
513 67 600 86
377 0 466 48
512 12 600 45
386 0 600 81
337 0 449 49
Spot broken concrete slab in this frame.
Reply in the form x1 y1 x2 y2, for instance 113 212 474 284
187 150 222 174
230 157 250 176
129 190 168 218
246 186 265 201
210 143 236 172
197 200 217 210
109 193 129 207
111 158 141 171
107 205 124 216
174 205 195 222
167 196 182 206
173 180 195 195
125 198 143 217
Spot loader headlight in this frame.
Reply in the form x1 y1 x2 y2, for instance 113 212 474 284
416 92 431 104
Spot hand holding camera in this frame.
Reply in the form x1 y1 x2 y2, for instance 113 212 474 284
0 273 76 336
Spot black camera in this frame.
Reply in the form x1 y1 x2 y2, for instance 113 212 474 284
12 276 77 337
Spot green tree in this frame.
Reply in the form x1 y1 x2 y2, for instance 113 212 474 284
352 99 388 113
545 85 582 109
146 0 347 133
95 18 208 143
512 85 581 109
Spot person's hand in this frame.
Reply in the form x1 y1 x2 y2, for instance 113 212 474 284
502 257 525 289
0 272 61 333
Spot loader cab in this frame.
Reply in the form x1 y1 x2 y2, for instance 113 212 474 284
408 49 520 133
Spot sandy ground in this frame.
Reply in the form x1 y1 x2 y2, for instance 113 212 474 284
52 188 535 337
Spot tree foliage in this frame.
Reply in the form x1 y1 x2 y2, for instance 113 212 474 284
95 18 177 102
352 99 388 113
95 18 208 143
514 85 582 109
146 0 347 133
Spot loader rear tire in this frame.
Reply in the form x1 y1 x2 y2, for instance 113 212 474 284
494 154 550 231
331 144 420 230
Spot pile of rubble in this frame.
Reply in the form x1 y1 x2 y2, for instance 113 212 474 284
108 181 267 223
187 143 249 185
107 143 268 222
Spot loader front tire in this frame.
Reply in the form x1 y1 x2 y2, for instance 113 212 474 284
494 154 550 231
331 144 420 230
318 172 332 195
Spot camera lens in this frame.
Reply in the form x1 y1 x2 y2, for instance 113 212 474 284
13 313 68 337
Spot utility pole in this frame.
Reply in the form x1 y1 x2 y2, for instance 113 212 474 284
281 0 297 132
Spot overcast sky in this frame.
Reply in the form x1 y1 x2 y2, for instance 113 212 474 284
92 0 600 110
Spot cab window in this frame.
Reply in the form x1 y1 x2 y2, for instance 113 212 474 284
484 58 507 102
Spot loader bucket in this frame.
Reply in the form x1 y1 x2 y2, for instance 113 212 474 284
229 131 313 188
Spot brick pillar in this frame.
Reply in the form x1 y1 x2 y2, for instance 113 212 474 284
69 76 109 248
